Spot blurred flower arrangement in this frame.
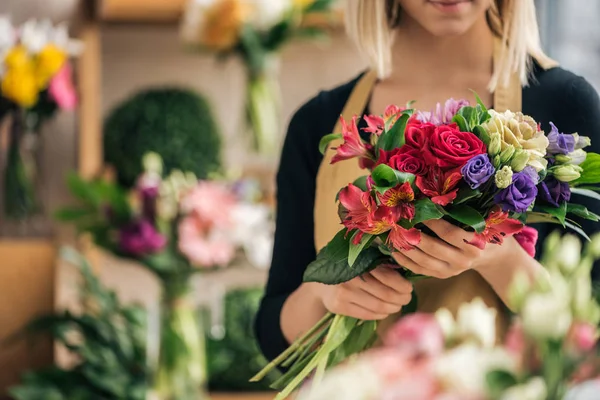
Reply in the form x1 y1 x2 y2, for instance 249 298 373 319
180 0 337 155
57 153 274 399
298 232 600 400
0 15 80 221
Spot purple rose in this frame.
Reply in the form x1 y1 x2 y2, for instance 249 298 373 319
461 154 495 189
119 220 166 257
547 122 576 155
537 177 571 207
494 172 538 213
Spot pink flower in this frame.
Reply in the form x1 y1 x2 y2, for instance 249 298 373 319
331 116 372 165
178 215 235 268
514 226 538 257
416 98 470 126
377 182 416 220
468 206 523 249
567 322 598 354
504 321 526 357
49 62 77 110
384 313 445 357
415 167 462 206
180 181 235 229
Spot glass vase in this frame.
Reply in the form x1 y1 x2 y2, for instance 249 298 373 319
245 55 282 156
153 282 208 400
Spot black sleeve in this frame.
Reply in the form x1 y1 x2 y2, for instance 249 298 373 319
556 76 600 280
254 95 326 361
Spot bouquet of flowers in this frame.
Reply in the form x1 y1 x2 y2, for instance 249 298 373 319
179 0 337 154
0 16 80 220
297 232 600 400
57 153 272 399
252 97 600 398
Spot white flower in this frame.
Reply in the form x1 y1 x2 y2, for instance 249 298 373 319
49 23 83 55
434 308 455 340
565 380 600 400
436 344 515 395
20 19 52 53
248 0 293 30
456 298 497 348
522 292 572 339
500 377 547 400
230 202 274 269
555 234 582 274
0 15 16 55
507 270 531 310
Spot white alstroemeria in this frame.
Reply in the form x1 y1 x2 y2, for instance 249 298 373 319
249 0 293 30
500 377 547 400
20 19 52 53
522 291 572 339
555 234 582 275
507 270 531 310
436 344 515 395
434 308 455 340
455 298 497 348
565 380 600 400
49 23 83 55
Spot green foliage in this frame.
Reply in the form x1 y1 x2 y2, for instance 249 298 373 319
376 110 413 152
206 288 280 391
445 205 486 233
9 248 150 400
103 88 222 188
574 153 600 185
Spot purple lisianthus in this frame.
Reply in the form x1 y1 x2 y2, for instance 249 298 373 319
521 166 540 185
494 172 538 213
461 154 495 189
119 219 166 257
547 122 576 155
137 174 160 222
537 177 571 207
416 98 470 125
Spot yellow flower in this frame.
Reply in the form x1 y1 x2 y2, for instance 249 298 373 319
35 44 67 89
4 46 34 69
1 67 39 107
201 0 249 51
483 110 549 172
293 0 316 9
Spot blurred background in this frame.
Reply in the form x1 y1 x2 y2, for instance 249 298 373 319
0 0 598 399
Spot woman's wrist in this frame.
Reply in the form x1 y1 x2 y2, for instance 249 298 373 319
281 283 328 343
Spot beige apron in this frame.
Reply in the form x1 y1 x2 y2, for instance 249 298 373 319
313 39 557 340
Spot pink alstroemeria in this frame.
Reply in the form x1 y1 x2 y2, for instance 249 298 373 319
338 183 420 250
49 62 77 110
468 206 523 249
416 98 470 126
363 105 405 135
331 116 372 165
416 168 462 206
514 226 538 257
377 182 416 220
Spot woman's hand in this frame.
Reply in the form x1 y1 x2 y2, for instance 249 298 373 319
392 218 492 279
308 266 413 320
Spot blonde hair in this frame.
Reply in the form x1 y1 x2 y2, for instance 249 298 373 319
344 0 557 91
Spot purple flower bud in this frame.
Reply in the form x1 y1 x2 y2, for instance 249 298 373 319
494 172 538 213
119 220 166 257
547 122 576 155
537 178 571 207
461 154 495 189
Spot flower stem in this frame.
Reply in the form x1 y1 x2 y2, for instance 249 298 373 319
250 312 334 382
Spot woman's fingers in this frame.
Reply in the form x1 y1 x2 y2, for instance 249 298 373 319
415 234 473 272
423 219 472 248
370 267 413 294
393 251 452 279
355 273 411 308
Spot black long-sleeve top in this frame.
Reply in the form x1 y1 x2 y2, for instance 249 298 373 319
255 64 600 362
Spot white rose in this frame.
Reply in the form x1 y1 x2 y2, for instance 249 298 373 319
248 0 292 30
436 344 515 395
456 298 497 348
500 377 547 400
522 292 572 339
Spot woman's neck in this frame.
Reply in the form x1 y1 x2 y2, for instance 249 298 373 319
390 16 494 84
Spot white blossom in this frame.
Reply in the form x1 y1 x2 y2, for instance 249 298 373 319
500 377 547 400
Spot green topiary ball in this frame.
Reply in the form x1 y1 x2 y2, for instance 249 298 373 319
103 88 222 187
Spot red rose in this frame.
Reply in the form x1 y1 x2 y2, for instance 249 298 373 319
405 121 435 150
375 148 401 167
423 124 486 169
390 146 427 176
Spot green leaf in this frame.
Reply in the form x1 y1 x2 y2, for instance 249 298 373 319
485 370 518 399
567 203 600 221
412 198 444 225
445 205 486 233
348 233 375 267
571 187 600 202
304 246 384 285
327 320 377 368
452 114 469 132
574 153 600 185
54 208 93 222
378 111 412 151
459 106 478 129
471 90 488 112
352 176 369 192
371 164 415 192
401 292 418 315
454 188 482 205
66 172 98 205
537 202 568 227
473 125 491 145
319 133 342 154
566 220 591 241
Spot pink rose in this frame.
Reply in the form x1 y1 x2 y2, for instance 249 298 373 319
567 322 598 354
390 146 427 176
384 313 444 357
49 62 77 110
